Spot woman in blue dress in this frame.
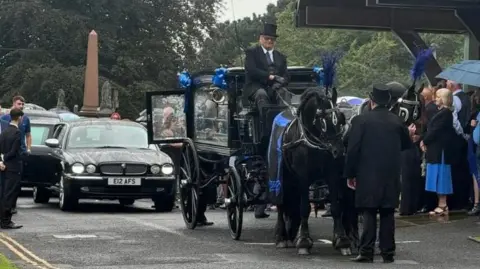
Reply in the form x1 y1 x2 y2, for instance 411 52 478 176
420 88 457 216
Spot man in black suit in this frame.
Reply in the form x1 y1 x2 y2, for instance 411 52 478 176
244 23 289 116
345 84 415 263
244 23 289 219
0 108 24 229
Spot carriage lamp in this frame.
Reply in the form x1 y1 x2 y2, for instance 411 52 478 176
160 164 174 175
150 165 161 174
85 164 96 174
71 163 85 174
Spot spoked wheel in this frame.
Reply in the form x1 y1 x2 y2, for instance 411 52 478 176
226 168 244 240
178 138 200 229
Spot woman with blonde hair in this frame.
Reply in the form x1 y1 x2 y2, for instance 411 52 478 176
421 88 458 215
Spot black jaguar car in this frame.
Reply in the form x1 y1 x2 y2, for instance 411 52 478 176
35 118 176 212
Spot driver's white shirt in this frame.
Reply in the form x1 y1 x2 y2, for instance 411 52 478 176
261 46 274 63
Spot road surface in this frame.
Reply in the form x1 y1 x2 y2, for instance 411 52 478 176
1 196 479 269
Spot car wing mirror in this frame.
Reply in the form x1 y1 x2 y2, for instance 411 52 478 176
45 138 60 148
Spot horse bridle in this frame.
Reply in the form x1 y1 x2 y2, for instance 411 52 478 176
282 94 343 155
389 89 421 123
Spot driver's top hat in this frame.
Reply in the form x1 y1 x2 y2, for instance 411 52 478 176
369 83 391 106
260 23 278 37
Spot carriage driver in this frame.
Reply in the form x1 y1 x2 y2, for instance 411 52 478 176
244 23 289 119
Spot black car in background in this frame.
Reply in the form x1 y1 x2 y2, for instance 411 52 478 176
37 118 176 212
14 111 62 189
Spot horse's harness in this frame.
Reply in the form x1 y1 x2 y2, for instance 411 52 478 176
277 88 343 155
388 88 421 123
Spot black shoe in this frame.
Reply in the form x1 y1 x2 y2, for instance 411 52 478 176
350 255 373 263
197 218 214 226
11 208 17 215
1 222 22 229
255 213 270 219
467 204 480 216
382 256 394 263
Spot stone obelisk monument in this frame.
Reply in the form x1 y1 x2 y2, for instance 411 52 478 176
79 30 99 117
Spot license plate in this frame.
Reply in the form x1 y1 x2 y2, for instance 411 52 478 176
107 178 141 186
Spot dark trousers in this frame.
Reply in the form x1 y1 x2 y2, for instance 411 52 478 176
451 139 471 209
400 146 423 215
359 208 395 258
0 171 21 224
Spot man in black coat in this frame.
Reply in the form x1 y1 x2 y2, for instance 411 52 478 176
344 84 415 263
0 108 24 229
244 23 289 219
244 23 289 117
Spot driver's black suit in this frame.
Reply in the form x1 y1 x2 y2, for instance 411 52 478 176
244 45 289 218
244 45 289 115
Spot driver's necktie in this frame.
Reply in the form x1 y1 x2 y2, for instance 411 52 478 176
266 51 273 65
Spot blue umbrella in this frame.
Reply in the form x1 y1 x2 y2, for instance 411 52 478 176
436 60 480 87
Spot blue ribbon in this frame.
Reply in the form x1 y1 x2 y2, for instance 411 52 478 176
212 67 228 89
313 66 324 86
178 71 192 113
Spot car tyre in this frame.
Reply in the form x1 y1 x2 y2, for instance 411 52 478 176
119 199 135 206
59 175 78 211
153 196 175 212
33 187 51 204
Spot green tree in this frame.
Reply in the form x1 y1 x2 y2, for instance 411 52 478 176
0 0 221 117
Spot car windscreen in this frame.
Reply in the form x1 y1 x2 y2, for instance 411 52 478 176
67 124 149 149
31 125 52 146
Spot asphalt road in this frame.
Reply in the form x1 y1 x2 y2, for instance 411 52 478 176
1 195 480 269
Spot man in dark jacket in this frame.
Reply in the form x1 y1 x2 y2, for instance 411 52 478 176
0 108 24 229
244 23 288 219
244 23 289 116
344 84 414 263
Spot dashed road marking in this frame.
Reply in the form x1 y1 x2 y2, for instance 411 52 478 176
318 239 333 244
52 234 98 239
396 240 420 244
244 242 275 245
120 216 186 237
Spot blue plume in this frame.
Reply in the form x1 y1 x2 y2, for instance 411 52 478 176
177 71 192 113
410 47 433 82
212 67 228 89
321 50 343 89
178 71 191 88
313 66 324 86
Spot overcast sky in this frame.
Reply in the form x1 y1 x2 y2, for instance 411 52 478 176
220 0 276 21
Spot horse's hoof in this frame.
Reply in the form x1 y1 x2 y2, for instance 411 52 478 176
297 248 310 255
340 248 352 256
286 240 294 248
276 241 288 248
296 237 314 250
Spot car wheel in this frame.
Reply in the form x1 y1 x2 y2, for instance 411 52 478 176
119 199 135 206
33 187 50 204
153 196 175 212
59 175 78 211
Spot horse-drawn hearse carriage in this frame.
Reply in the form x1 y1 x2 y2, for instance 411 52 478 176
144 66 333 239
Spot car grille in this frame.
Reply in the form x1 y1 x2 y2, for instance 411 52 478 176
99 163 148 175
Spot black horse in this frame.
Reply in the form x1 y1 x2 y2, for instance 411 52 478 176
268 87 346 255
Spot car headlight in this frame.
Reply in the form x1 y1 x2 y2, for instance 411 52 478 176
150 165 161 174
161 164 174 175
85 164 96 174
71 163 85 174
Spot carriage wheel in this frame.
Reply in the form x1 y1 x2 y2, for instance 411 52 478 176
226 169 244 240
179 138 200 229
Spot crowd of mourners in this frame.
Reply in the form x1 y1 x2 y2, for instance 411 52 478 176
399 80 480 217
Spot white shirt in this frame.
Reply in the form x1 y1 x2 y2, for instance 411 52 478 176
261 46 274 63
452 89 464 136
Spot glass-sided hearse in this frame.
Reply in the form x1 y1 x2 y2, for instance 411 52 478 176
145 66 322 239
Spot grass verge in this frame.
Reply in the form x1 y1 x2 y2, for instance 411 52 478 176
0 254 17 269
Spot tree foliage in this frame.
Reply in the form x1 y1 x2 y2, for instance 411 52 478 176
0 0 222 116
0 0 466 117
